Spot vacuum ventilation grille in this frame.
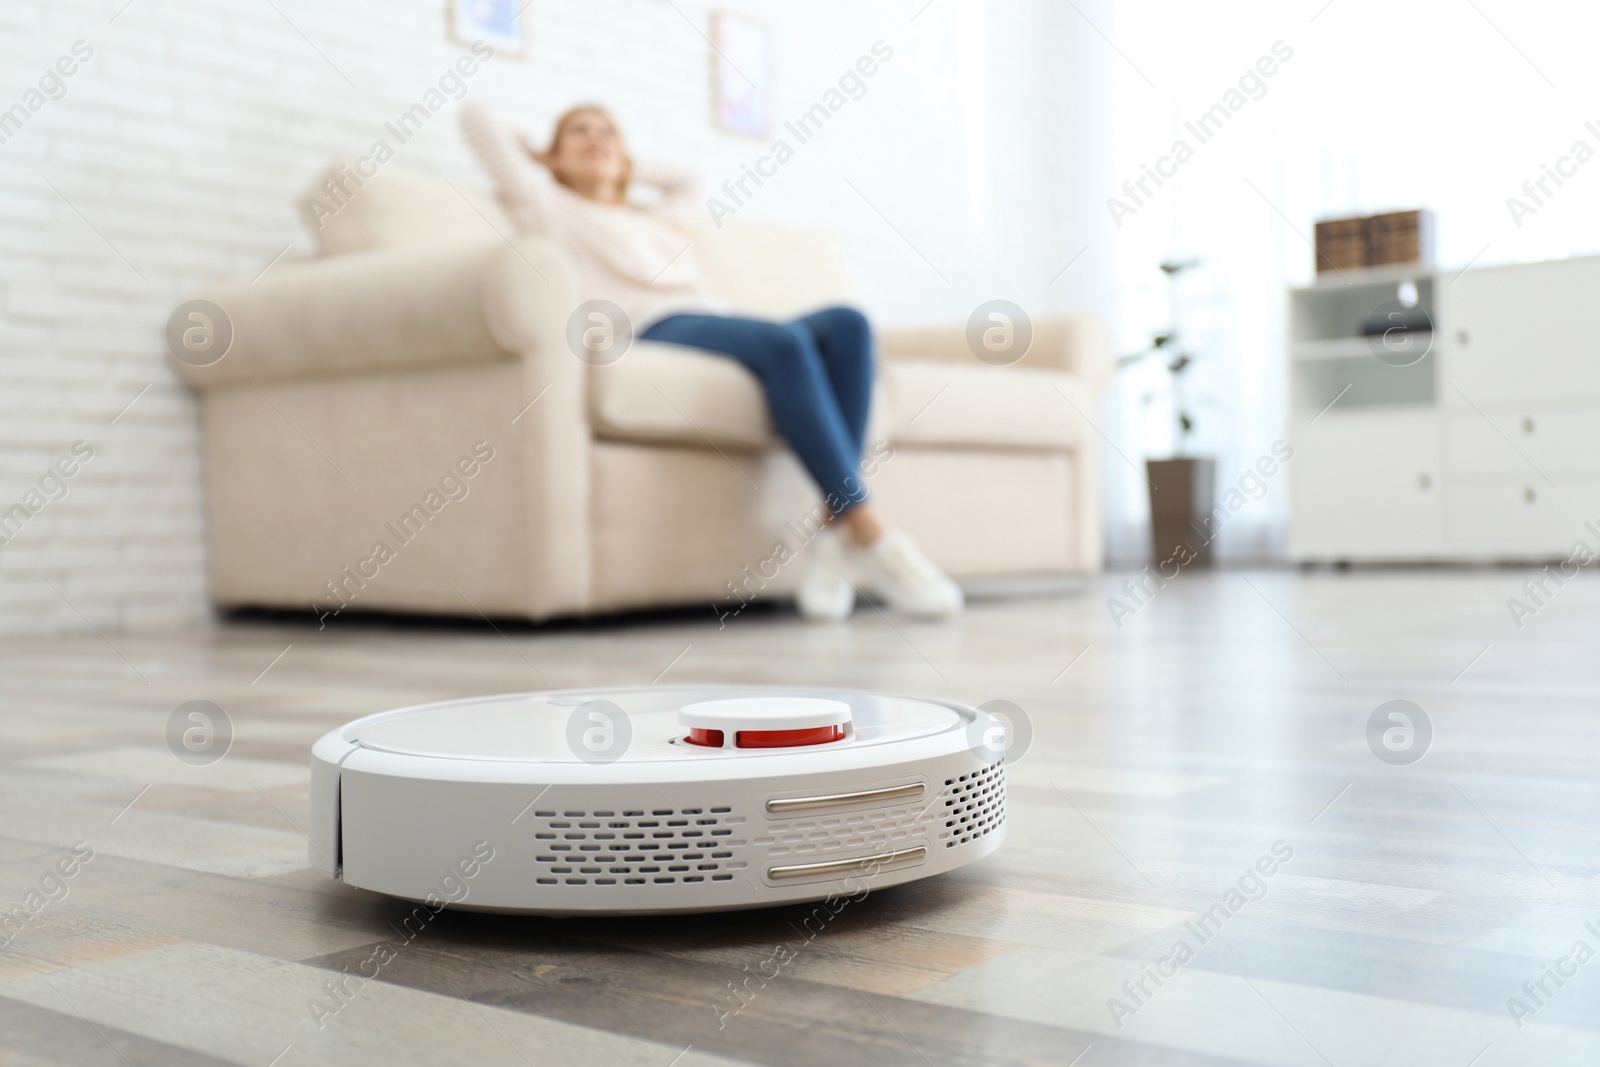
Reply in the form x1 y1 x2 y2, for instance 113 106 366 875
757 804 929 859
939 759 1006 848
529 807 748 887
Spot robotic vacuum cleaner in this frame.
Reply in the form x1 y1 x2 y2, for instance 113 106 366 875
309 686 1007 915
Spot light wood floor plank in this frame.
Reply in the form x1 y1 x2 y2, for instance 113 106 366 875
0 994 241 1067
907 946 1600 1065
0 941 758 1067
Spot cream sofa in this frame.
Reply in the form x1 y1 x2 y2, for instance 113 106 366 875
170 166 1111 622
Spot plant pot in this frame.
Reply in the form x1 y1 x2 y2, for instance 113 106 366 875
1146 457 1216 567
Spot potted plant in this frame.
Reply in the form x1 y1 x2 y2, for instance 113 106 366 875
1118 258 1217 567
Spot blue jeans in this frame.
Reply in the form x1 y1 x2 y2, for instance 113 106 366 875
640 306 874 515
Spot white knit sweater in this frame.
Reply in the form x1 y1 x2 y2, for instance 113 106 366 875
459 100 723 328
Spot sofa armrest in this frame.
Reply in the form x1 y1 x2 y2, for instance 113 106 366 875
878 314 1114 390
170 236 579 389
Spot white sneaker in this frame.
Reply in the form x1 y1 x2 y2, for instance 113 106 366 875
796 528 855 621
850 531 964 618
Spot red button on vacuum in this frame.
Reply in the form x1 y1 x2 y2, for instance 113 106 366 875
686 724 845 748
679 697 852 750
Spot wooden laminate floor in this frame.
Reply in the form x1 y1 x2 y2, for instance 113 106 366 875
2 568 1598 1066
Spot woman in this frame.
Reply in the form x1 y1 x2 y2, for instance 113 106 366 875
460 101 961 620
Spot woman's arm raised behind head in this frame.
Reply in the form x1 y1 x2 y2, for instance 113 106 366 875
459 99 551 232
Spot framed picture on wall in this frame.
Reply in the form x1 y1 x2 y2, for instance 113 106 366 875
711 11 770 137
452 0 526 57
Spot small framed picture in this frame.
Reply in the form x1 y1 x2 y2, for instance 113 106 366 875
712 11 770 137
452 0 526 57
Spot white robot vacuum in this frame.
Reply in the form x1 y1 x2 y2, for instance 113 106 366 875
309 686 1007 915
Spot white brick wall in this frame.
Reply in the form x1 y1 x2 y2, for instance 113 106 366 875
0 0 1111 635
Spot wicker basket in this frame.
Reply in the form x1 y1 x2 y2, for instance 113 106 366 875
1313 216 1369 273
1313 209 1435 274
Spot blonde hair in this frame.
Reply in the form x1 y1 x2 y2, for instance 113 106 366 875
548 105 632 202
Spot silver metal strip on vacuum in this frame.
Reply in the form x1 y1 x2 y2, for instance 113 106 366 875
765 782 925 814
766 846 928 881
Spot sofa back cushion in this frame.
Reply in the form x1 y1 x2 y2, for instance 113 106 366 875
690 220 855 317
298 161 511 255
296 164 858 317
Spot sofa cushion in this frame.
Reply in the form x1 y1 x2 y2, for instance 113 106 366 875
298 161 512 254
590 345 1091 454
590 342 776 450
884 360 1092 450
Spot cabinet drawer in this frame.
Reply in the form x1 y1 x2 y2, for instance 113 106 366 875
1445 479 1600 548
1446 407 1600 479
1291 411 1440 552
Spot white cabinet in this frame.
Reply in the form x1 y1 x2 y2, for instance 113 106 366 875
1288 256 1600 561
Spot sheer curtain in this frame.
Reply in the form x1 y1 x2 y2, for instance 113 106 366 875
1103 0 1600 564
